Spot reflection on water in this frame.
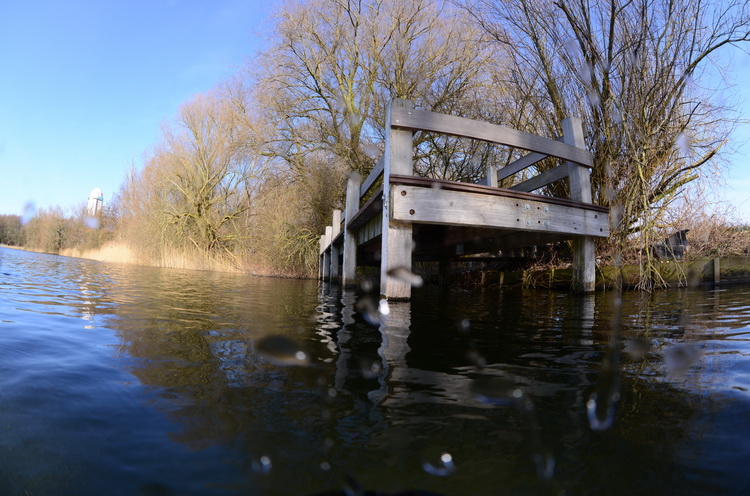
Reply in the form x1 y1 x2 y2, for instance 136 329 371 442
1 246 750 495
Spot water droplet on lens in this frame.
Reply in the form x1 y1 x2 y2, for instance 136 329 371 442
355 295 381 325
84 216 100 229
625 337 650 360
256 335 309 366
459 319 470 332
387 266 423 287
421 452 455 477
533 453 555 479
320 461 331 471
378 299 390 316
252 455 272 474
587 393 616 431
466 350 486 369
470 377 517 406
665 343 700 375
359 357 382 379
21 202 36 225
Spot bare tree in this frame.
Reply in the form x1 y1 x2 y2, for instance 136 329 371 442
118 89 271 262
255 0 509 179
464 0 750 286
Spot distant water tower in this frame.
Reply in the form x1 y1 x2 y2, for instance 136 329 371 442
87 187 104 217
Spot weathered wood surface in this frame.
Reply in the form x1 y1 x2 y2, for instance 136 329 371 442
390 106 592 167
381 99 414 299
343 175 360 287
510 162 572 193
389 175 607 212
360 156 384 198
497 136 564 182
391 185 608 237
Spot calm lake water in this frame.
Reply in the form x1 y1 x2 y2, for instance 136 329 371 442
1 246 750 495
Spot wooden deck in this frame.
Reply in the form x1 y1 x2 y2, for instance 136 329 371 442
320 100 610 299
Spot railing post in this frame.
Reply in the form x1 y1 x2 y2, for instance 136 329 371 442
330 209 342 281
485 163 498 187
319 235 325 280
342 173 361 287
381 99 414 300
564 116 596 292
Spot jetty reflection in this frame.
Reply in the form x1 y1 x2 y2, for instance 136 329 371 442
98 266 750 495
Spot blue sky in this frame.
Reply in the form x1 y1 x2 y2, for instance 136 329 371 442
0 0 273 217
0 1 749 223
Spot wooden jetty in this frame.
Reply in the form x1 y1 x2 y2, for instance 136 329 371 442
319 99 609 299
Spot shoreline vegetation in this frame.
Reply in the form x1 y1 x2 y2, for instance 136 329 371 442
3 0 750 289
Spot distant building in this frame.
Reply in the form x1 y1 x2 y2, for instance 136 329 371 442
87 188 103 217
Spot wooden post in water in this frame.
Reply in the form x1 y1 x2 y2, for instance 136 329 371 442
564 117 596 292
319 235 325 280
342 174 361 287
322 226 332 280
330 210 342 281
381 99 414 300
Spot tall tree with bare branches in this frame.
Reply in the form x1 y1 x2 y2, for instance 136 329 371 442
464 0 750 285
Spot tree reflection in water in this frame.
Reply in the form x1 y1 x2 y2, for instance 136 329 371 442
108 267 750 496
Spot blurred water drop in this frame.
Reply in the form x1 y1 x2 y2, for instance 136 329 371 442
533 453 555 480
256 335 309 366
84 216 100 229
459 319 470 332
470 377 517 406
21 202 36 225
378 299 390 316
625 337 650 360
362 144 381 159
564 38 580 57
252 455 272 474
355 295 381 325
578 62 592 84
421 451 455 477
466 350 486 369
587 392 619 431
320 461 331 471
387 266 423 287
360 279 373 292
676 132 690 156
358 357 382 379
665 343 700 375
586 89 600 107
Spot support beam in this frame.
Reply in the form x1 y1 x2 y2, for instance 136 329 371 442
322 226 332 280
563 117 596 293
319 235 325 280
381 99 414 300
391 185 608 237
343 175 361 287
330 210 342 281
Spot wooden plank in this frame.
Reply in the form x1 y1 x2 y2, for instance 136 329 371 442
391 106 592 167
360 156 384 198
391 185 609 238
347 185 383 230
510 163 571 193
497 136 563 181
389 175 608 213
